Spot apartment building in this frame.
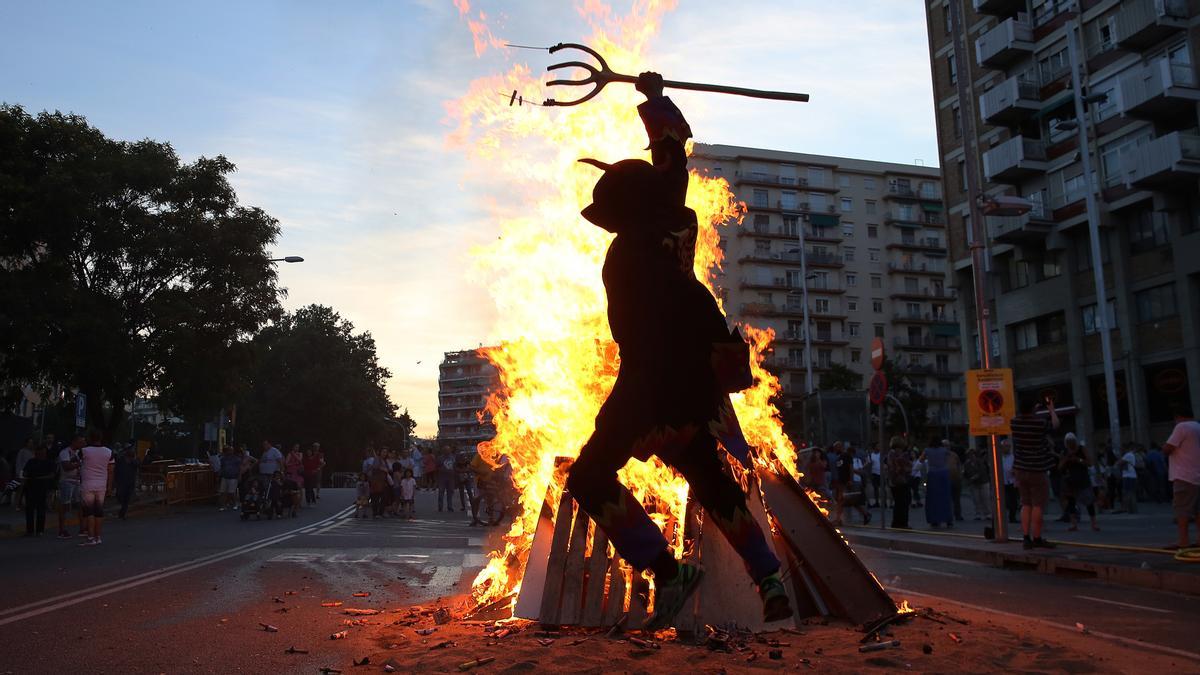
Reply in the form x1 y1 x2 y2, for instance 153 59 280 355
436 349 499 455
924 0 1200 447
691 144 966 433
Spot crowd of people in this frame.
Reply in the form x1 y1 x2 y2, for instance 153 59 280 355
207 441 327 516
355 444 513 527
797 400 1200 550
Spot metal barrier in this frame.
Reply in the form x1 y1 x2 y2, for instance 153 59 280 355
162 464 216 506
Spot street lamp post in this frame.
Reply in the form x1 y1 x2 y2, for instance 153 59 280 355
1065 14 1122 458
789 241 819 395
269 256 305 263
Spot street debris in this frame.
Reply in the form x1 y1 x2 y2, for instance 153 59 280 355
430 640 455 650
273 597 285 604
567 638 589 647
284 646 308 655
858 640 901 653
415 628 438 636
458 657 495 671
768 649 783 660
537 638 554 647
275 607 290 613
321 601 344 608
344 608 380 616
284 590 297 596
922 643 933 654
353 656 370 666
330 630 349 640
434 608 452 624
259 623 279 633
352 592 371 597
1076 622 1089 634
318 668 342 675
628 637 659 650
948 632 963 644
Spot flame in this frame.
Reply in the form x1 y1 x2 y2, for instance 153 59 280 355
448 1 797 606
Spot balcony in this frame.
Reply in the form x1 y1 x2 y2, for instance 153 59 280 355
980 75 1041 126
884 210 946 228
887 261 946 276
893 311 958 324
1032 0 1075 28
738 303 846 320
775 331 849 346
976 15 1034 69
1114 0 1189 49
887 236 946 253
735 171 807 187
893 336 962 351
738 250 844 268
889 287 957 301
988 200 1054 244
973 0 1024 16
983 135 1047 183
1119 57 1200 122
1121 131 1200 189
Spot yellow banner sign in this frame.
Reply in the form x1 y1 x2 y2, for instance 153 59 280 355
966 368 1015 436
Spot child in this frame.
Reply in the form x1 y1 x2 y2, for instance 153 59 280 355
390 461 405 517
400 468 417 520
354 473 370 518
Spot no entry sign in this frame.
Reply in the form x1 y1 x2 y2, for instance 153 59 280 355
966 368 1014 435
870 337 885 371
868 371 887 405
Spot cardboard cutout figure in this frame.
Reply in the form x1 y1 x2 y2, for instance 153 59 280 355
566 72 792 628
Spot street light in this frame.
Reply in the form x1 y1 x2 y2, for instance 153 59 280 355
788 246 820 395
269 256 305 263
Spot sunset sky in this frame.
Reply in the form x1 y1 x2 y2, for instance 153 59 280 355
1 1 938 433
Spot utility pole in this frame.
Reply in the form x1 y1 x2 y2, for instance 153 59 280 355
1065 12 1122 457
947 0 1007 542
796 223 815 395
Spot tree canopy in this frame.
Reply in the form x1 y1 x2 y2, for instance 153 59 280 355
235 304 402 471
0 105 283 436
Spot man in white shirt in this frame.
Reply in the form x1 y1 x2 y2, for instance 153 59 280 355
57 434 85 538
1164 404 1200 549
78 432 113 546
1117 445 1139 514
258 440 283 476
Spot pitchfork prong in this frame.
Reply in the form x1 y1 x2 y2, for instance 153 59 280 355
548 42 610 73
545 61 601 87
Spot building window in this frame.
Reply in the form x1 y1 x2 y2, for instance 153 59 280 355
870 274 882 289
843 246 856 262
840 197 853 213
874 324 885 337
755 239 771 254
872 299 884 314
815 298 831 313
1081 300 1116 335
1042 252 1062 279
868 248 881 262
952 104 962 139
1011 260 1031 289
943 5 952 34
753 213 770 232
868 225 878 238
849 322 861 337
753 188 769 207
850 349 862 363
780 190 799 210
838 174 851 188
847 298 859 312
1074 231 1111 271
841 222 854 237
807 166 825 188
1011 313 1066 352
818 349 833 368
863 177 875 191
1135 284 1177 323
865 199 876 215
1128 212 1169 253
846 273 858 287
947 54 957 85
782 215 798 235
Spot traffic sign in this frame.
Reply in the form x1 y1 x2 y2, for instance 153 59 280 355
74 394 87 428
966 368 1015 435
870 337 885 371
868 371 888 405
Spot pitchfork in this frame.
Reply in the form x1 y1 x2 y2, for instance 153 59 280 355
535 42 810 107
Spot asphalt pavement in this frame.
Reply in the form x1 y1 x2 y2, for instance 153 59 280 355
1 485 1196 673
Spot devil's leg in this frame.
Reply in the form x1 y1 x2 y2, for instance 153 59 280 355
566 424 670 571
668 433 780 583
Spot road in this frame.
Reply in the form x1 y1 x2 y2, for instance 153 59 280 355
0 488 501 674
1 489 1196 673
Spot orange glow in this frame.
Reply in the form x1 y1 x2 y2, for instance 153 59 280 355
448 1 798 606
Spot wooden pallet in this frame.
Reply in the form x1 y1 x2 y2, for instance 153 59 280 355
515 464 896 631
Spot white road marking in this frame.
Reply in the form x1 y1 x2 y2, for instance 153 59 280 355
888 586 1199 662
463 553 487 567
1073 595 1173 614
859 546 986 566
0 506 354 626
909 566 965 578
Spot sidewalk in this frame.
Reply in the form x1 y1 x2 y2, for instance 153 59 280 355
0 493 171 538
840 492 1200 596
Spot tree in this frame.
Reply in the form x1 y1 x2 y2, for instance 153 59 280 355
818 363 862 391
879 360 929 441
234 305 398 473
0 106 282 438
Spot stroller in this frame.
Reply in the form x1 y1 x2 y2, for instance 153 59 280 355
240 478 264 520
263 474 285 519
281 477 302 518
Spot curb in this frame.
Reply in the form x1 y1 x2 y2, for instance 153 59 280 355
843 527 1200 598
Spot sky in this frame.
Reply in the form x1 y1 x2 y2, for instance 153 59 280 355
1 1 938 433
